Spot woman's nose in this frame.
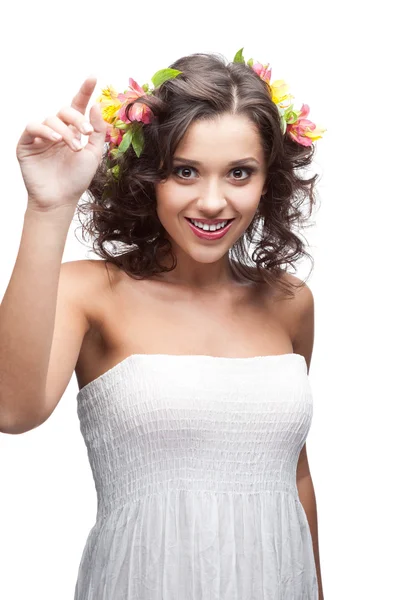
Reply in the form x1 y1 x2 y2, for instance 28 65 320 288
196 179 228 213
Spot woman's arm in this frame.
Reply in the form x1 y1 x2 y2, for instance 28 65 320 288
297 459 324 599
291 280 324 598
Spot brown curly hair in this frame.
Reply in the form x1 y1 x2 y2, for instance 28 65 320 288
76 51 321 299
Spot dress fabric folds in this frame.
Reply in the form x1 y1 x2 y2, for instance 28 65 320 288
74 353 318 599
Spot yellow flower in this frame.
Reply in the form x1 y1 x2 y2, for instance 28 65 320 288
270 79 293 107
96 85 122 125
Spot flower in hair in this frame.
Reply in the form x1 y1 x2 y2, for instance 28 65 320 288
233 47 326 147
96 49 326 181
96 68 182 177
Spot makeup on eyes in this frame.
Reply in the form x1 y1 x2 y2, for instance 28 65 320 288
172 164 256 181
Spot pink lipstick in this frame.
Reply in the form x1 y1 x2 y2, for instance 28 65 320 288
184 217 235 240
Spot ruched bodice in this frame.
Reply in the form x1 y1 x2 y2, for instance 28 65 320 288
74 353 318 599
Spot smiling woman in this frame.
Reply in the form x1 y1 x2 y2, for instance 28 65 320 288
78 51 320 298
153 112 270 271
172 153 258 238
8 46 324 600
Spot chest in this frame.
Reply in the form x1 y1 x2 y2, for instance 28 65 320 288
86 277 294 358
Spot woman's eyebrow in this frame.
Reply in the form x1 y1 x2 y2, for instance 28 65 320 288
173 157 260 166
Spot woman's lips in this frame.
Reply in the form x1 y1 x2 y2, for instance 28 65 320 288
184 217 235 240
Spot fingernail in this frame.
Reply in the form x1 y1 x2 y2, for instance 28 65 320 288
82 122 93 134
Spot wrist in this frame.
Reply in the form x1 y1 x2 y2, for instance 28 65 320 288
25 201 77 222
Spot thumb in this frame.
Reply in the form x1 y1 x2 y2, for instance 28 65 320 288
85 103 108 154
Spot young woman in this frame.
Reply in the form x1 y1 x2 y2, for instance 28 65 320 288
3 50 325 598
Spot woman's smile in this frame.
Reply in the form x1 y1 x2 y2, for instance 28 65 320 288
184 216 236 240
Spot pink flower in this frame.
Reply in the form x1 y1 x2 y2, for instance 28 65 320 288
251 61 272 84
117 77 153 125
287 104 325 147
105 125 124 147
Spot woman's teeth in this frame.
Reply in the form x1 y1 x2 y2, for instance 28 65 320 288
188 218 230 231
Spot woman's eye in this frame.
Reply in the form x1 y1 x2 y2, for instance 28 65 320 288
173 166 197 179
172 166 253 181
231 167 253 180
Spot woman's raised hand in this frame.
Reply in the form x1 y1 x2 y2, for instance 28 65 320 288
16 77 108 213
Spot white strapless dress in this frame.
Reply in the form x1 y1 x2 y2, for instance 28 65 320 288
74 353 318 599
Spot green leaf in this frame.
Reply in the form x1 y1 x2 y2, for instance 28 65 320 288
114 119 128 130
142 83 150 93
233 48 245 63
285 107 297 124
111 165 120 180
247 58 254 67
117 127 133 154
131 122 145 157
151 68 182 88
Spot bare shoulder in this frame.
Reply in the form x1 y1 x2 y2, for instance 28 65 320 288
279 272 314 370
281 272 314 312
60 257 105 283
60 258 117 320
62 257 117 283
19 259 116 431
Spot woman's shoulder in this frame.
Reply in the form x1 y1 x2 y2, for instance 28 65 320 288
61 258 111 290
60 259 117 324
240 262 311 300
270 270 313 315
64 258 121 285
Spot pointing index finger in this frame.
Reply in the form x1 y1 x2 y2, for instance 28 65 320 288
71 76 98 115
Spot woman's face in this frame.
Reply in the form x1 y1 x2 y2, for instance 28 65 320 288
154 112 268 266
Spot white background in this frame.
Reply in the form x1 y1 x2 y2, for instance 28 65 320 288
1 0 398 598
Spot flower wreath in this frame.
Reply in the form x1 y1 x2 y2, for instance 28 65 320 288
96 47 326 180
